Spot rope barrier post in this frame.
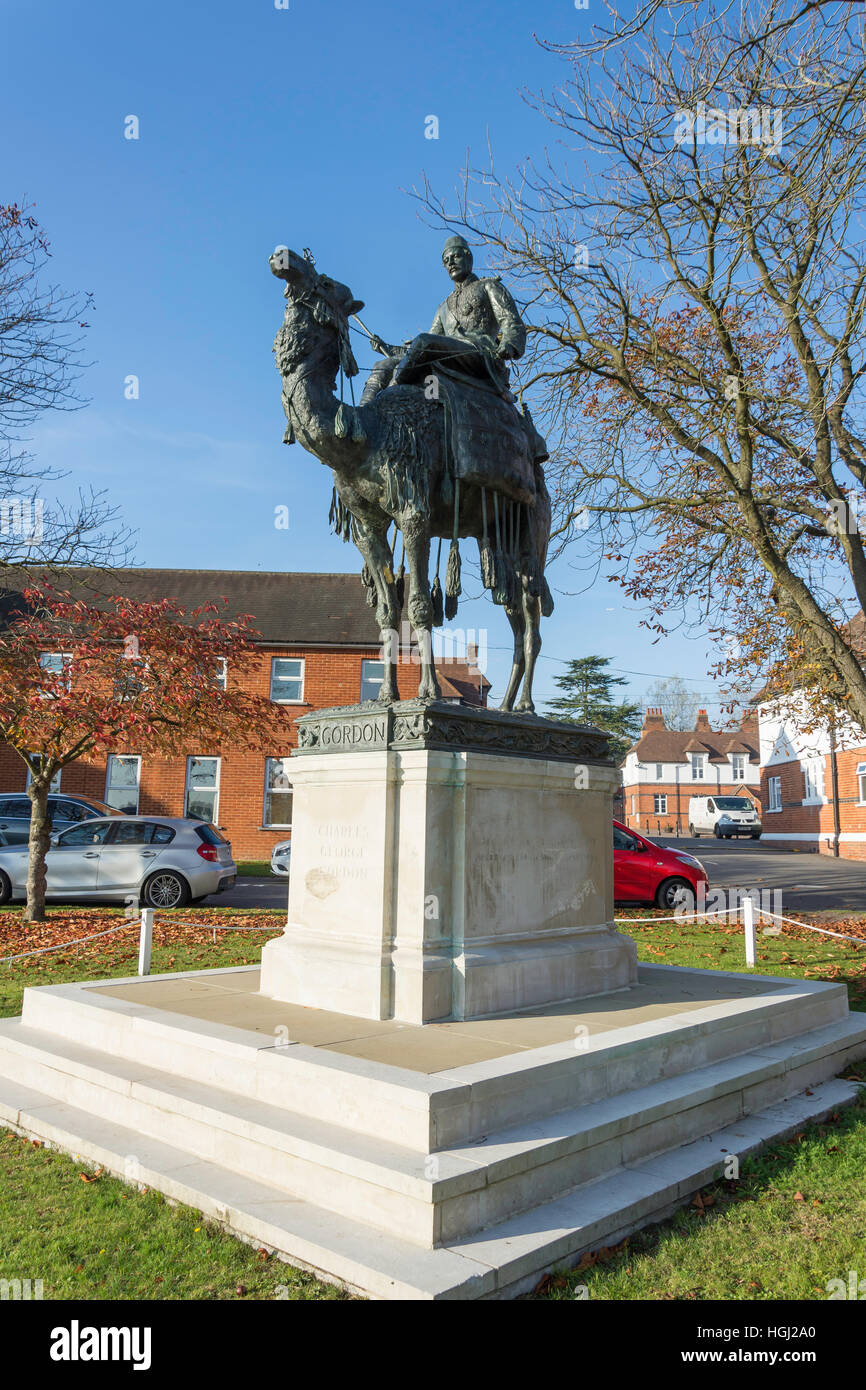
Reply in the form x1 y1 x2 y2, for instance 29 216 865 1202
138 909 153 977
743 895 757 968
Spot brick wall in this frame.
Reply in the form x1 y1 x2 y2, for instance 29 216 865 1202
761 748 866 859
622 779 760 836
0 644 391 862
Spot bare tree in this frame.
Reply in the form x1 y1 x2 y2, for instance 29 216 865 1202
416 1 866 733
644 675 701 730
0 202 132 573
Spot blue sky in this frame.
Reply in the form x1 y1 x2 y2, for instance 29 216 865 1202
3 0 736 714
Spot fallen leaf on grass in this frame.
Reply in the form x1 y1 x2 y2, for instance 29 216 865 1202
79 1168 103 1183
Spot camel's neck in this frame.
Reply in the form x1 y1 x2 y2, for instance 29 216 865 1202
282 355 363 471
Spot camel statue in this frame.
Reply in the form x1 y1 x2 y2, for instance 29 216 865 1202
269 246 553 711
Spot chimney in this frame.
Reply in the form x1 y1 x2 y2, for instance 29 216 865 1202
694 708 712 732
642 707 667 731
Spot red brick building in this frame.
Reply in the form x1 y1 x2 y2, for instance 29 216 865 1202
0 569 489 862
620 707 762 836
757 695 866 859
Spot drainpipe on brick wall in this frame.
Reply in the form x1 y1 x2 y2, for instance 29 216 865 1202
829 721 841 857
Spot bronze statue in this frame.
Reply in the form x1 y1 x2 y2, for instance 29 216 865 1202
269 240 553 711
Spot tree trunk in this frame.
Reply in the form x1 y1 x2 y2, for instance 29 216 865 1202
24 779 52 924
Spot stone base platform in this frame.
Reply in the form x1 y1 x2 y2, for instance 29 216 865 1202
0 964 864 1299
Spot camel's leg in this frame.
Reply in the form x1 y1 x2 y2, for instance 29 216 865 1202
355 521 400 701
402 522 441 700
516 591 542 713
500 601 526 711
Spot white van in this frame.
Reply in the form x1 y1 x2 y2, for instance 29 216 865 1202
688 795 762 839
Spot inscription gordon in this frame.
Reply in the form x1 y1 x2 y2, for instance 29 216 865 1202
319 719 387 748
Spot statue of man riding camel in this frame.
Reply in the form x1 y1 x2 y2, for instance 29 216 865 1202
269 233 553 711
361 235 548 466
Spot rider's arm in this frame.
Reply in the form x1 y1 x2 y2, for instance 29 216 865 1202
486 279 527 360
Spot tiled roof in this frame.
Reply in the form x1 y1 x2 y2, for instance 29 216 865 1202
0 567 384 646
626 709 759 764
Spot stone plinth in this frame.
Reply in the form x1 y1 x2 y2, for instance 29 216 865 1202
259 701 637 1023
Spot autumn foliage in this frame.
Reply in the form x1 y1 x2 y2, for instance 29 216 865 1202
0 585 286 920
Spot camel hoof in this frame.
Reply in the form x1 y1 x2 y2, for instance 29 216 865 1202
516 700 536 714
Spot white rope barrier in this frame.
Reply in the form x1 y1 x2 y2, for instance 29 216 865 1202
753 908 866 948
0 912 281 970
0 920 138 964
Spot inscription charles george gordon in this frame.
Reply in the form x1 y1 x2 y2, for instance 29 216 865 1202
313 820 370 885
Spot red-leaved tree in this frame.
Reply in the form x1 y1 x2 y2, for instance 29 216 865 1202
0 586 285 921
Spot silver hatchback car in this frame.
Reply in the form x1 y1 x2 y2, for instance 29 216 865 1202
0 817 236 909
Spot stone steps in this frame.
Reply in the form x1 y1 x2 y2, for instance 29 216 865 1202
1 1010 863 1247
0 1066 858 1300
17 969 852 1150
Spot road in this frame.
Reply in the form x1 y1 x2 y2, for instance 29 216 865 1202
213 842 866 915
656 837 866 914
215 875 289 911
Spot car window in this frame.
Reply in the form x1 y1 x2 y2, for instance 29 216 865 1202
706 799 715 811
150 824 175 844
613 826 638 852
52 800 92 823
109 821 152 845
6 798 31 819
195 824 227 847
56 821 114 847
0 799 19 817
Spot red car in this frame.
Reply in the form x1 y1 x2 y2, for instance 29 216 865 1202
613 820 708 910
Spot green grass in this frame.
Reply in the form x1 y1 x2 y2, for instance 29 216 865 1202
0 1130 345 1300
236 861 272 877
1 905 865 1301
532 1084 866 1301
0 909 283 1020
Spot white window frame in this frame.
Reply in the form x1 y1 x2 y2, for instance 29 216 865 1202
803 759 823 803
263 757 293 829
653 794 667 814
768 775 782 812
270 657 305 704
185 756 221 823
690 753 705 780
104 754 141 814
361 659 385 703
214 658 227 690
38 651 72 695
25 761 61 793
731 754 746 780
655 763 663 780
857 763 866 806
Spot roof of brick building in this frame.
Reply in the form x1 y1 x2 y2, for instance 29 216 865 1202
626 707 759 764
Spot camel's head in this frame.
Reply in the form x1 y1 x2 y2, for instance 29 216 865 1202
270 246 364 317
270 246 364 378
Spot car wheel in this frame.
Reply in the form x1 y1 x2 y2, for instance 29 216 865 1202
143 871 190 910
689 824 698 837
0 870 12 906
750 833 761 839
656 876 696 911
